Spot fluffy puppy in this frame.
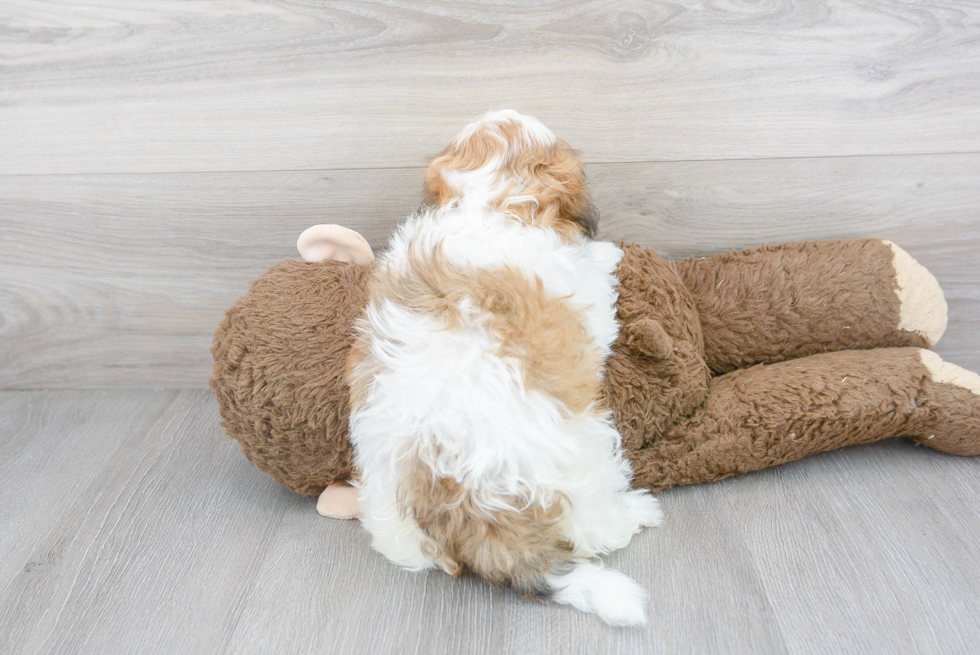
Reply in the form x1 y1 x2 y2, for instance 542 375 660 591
348 110 662 626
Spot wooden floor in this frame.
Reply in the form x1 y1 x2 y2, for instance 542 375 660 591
2 1 980 653
2 390 979 654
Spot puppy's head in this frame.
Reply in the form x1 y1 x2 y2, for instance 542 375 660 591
424 110 598 239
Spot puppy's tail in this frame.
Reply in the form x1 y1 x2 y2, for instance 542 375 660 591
547 561 647 626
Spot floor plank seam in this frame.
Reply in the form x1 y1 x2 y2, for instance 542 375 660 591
1 149 979 179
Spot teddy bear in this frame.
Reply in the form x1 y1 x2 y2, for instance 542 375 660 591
210 224 980 519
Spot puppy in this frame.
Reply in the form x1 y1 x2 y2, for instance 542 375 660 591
348 110 662 626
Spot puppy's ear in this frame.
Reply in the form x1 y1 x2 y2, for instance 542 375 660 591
423 151 453 207
297 224 375 266
570 203 599 239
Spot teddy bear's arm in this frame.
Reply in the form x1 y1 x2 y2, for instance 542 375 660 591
317 483 361 519
672 239 947 374
627 347 980 492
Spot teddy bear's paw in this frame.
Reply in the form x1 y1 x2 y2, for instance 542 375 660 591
624 489 664 530
910 350 980 456
919 350 980 395
884 241 948 346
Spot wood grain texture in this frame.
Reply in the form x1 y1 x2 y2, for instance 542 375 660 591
0 391 172 590
2 0 980 174
2 154 977 388
2 391 979 654
725 441 980 655
224 482 787 655
0 390 296 654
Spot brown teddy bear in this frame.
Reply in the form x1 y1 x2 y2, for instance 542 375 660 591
210 224 980 519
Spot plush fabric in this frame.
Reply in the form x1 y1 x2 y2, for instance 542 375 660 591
629 347 978 491
211 259 369 495
674 239 930 374
210 238 980 496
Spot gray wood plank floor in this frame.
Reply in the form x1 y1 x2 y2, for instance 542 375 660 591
1 390 979 655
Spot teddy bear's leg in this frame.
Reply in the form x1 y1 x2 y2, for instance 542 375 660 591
626 347 980 492
673 239 947 374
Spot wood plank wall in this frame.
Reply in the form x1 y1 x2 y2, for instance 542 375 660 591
1 0 978 388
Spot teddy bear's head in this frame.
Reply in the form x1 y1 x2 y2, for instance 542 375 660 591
210 229 373 495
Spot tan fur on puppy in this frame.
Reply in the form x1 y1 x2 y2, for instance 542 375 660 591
350 246 603 418
401 453 571 598
424 114 598 240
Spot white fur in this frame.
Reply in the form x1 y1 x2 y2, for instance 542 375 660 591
548 562 649 626
453 109 557 151
349 111 660 626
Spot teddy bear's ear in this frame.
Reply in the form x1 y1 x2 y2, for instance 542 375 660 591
624 318 675 360
296 224 375 266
